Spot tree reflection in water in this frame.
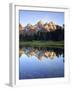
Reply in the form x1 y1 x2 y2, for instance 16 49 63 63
19 47 64 79
19 47 64 60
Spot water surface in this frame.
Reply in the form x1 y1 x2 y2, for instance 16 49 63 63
19 47 64 79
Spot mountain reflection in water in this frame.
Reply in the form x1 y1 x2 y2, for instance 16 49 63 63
19 47 64 79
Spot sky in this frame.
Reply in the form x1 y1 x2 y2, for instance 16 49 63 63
19 10 64 26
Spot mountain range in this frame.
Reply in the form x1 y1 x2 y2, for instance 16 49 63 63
19 20 64 41
19 20 64 33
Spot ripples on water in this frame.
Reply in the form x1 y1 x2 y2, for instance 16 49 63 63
19 47 64 79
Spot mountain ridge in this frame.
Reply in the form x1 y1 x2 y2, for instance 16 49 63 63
19 20 64 33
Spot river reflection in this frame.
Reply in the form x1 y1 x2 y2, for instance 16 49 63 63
19 47 64 79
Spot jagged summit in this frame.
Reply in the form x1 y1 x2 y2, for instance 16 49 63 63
19 24 24 31
19 21 63 32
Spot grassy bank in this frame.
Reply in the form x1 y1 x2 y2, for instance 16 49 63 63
19 40 64 48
